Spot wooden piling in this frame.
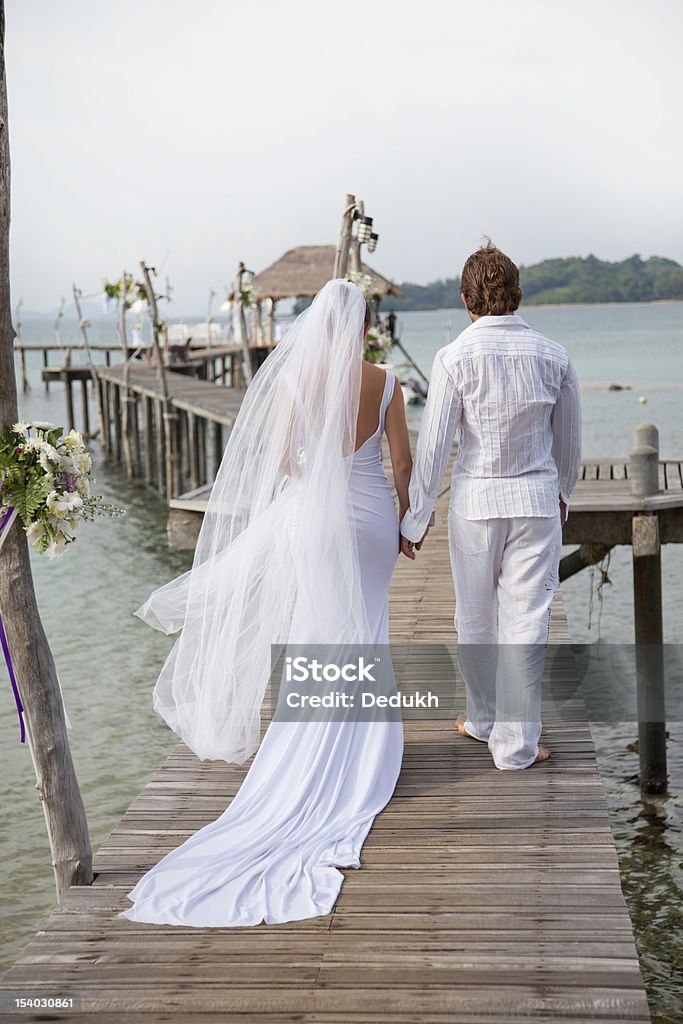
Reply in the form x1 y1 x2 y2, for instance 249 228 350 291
80 377 90 436
63 369 75 431
629 424 668 795
142 395 154 486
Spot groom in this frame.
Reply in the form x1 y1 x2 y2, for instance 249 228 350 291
400 241 582 770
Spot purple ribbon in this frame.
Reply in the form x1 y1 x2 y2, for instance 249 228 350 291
0 506 26 743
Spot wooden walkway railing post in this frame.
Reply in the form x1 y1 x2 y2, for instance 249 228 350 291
630 422 668 795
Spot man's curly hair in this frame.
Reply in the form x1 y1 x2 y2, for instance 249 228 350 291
460 238 520 316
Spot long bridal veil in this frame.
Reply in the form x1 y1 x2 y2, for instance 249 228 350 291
133 279 372 764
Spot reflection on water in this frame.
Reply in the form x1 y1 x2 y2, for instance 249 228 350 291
588 724 683 1024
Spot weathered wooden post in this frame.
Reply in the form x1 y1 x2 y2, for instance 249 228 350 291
266 297 277 346
48 295 66 394
235 261 253 386
348 199 364 275
72 284 106 442
141 261 180 500
117 271 138 478
206 288 215 352
630 422 667 794
333 193 356 278
0 3 93 897
14 296 29 392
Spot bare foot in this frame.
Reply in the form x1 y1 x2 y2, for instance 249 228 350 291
454 717 486 742
534 744 551 763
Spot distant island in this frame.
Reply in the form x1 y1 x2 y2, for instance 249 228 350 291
390 254 683 310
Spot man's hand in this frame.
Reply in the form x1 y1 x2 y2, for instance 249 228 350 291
400 525 430 560
559 496 568 526
400 535 416 560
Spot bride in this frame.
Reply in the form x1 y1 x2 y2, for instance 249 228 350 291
118 279 413 927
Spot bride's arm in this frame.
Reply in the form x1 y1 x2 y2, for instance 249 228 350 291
385 384 412 520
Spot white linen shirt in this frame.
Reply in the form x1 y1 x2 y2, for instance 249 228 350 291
400 313 582 542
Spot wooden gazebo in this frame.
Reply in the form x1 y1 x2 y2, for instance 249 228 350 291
252 245 404 340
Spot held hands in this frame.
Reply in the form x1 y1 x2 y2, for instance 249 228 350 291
400 527 429 560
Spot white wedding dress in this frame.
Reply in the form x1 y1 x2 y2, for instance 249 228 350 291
119 369 404 927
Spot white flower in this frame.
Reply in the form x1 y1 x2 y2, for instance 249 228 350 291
46 489 83 518
26 521 44 541
30 421 55 430
35 441 60 468
63 429 85 452
39 448 59 473
12 421 30 434
346 271 374 297
76 476 90 496
75 451 92 473
57 453 78 474
45 535 68 559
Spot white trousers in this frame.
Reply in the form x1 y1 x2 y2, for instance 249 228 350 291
447 508 563 770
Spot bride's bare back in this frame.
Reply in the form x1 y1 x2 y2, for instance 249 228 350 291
355 361 413 521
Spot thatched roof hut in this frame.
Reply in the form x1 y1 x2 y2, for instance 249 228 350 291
252 245 404 302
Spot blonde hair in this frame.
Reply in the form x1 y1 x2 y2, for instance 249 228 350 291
460 238 520 316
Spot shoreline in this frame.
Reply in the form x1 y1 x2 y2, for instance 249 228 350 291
16 297 683 320
390 298 683 313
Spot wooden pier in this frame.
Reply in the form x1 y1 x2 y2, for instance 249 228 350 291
95 362 246 500
0 485 651 1023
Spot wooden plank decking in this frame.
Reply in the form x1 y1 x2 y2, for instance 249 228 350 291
0 487 651 1022
96 363 247 426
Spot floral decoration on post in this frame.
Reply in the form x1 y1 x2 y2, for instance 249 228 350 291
363 325 393 364
240 280 256 308
344 272 392 363
104 277 148 309
0 421 126 560
345 271 374 297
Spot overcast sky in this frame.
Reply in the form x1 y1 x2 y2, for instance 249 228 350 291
6 0 683 315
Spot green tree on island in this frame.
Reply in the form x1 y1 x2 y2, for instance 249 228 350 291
391 254 683 310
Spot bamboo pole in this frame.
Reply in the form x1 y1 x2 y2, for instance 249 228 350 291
0 4 93 898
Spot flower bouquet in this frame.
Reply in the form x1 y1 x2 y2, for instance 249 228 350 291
364 325 393 365
0 420 126 559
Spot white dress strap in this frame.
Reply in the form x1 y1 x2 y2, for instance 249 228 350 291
379 370 396 424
